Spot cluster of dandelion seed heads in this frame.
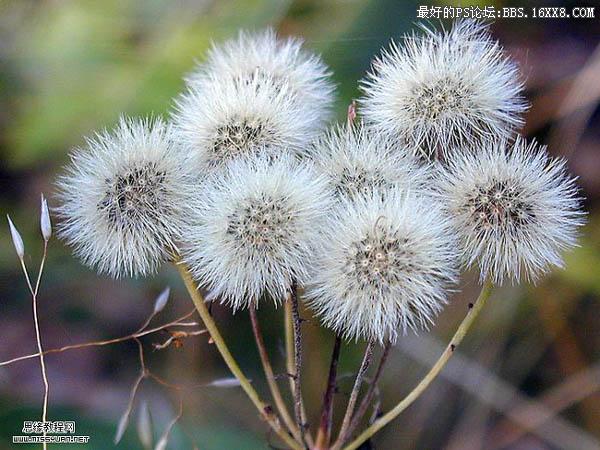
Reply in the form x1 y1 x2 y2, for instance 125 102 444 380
56 117 196 278
360 20 527 157
183 156 332 310
306 192 458 344
307 123 432 199
53 23 586 346
438 138 584 284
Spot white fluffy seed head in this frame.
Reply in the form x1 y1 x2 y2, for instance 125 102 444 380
186 28 334 121
437 137 585 284
56 117 196 278
305 191 458 344
172 73 316 170
307 123 432 200
173 28 334 171
360 20 527 158
183 155 332 310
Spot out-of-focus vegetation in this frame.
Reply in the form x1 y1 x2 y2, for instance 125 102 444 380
1 0 599 448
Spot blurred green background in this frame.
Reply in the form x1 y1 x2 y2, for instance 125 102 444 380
1 0 599 449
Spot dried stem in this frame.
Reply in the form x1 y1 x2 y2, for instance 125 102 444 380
249 304 303 443
18 240 50 450
343 341 391 444
175 259 302 450
315 336 342 450
115 339 147 444
332 341 375 450
289 283 310 448
0 310 199 368
285 296 313 447
155 394 184 449
342 280 494 450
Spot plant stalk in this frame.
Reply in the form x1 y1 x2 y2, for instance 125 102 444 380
331 341 375 450
314 336 342 450
176 260 302 450
285 296 313 447
249 304 303 443
342 280 494 450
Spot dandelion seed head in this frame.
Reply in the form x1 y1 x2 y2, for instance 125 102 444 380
56 117 196 278
360 20 527 158
437 137 585 284
173 74 315 169
184 155 332 309
186 28 334 119
308 123 431 199
174 28 334 170
306 191 458 344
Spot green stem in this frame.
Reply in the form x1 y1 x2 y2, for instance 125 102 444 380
176 260 302 450
342 280 494 450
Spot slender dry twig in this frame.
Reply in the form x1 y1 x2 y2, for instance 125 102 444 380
176 259 302 450
343 341 391 445
155 394 184 450
0 310 200 368
250 304 303 444
34 241 49 449
284 296 313 447
315 336 342 450
289 282 309 448
13 226 50 450
332 341 375 450
115 339 147 444
343 280 494 450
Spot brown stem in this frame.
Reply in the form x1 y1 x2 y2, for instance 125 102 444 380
332 341 375 450
344 342 391 443
249 304 303 444
315 336 342 450
285 295 313 448
289 282 309 448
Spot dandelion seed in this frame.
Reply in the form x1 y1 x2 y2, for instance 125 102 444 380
184 155 332 309
437 137 585 284
360 20 527 158
305 191 458 344
307 123 431 200
56 117 196 278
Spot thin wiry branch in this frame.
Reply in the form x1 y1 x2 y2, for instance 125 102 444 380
249 304 303 444
344 342 391 443
333 341 375 450
15 234 50 449
0 310 200 368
